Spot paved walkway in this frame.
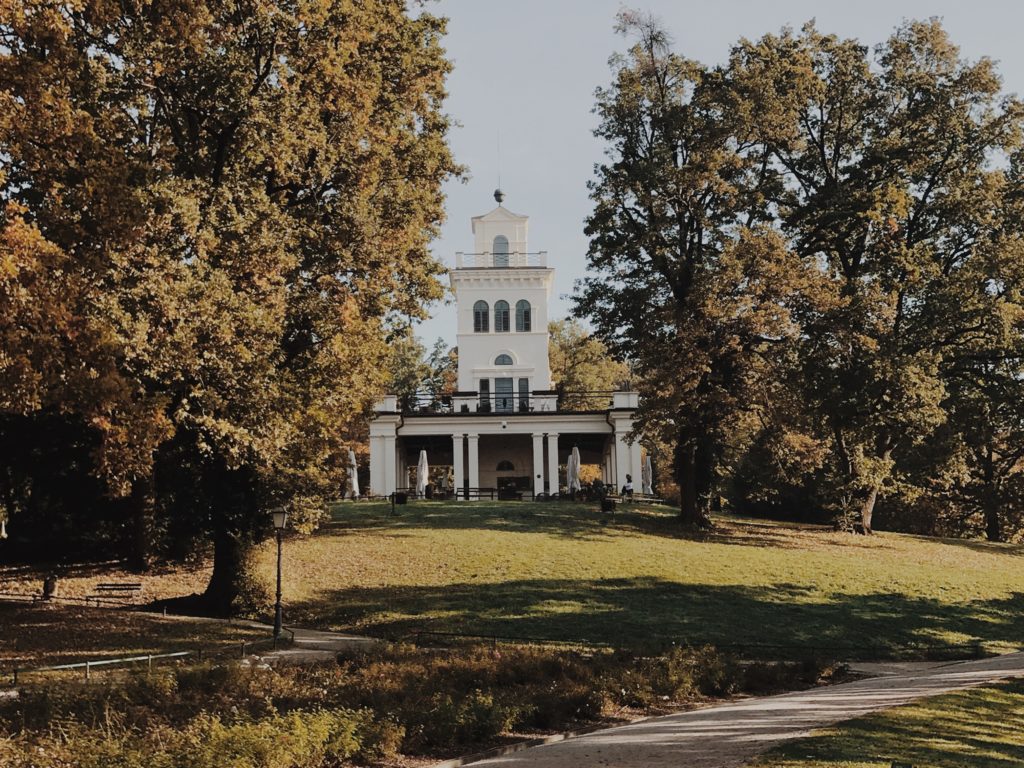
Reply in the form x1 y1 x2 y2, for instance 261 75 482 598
257 626 378 663
471 652 1024 768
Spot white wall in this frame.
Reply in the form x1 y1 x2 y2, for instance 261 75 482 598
452 205 555 393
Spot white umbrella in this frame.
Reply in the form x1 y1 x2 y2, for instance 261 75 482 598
568 446 582 493
642 454 653 495
347 449 360 499
416 449 429 497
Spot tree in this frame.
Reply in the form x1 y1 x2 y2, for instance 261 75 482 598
578 12 816 526
1 0 459 611
548 319 628 410
424 339 458 402
730 21 1024 532
387 334 431 411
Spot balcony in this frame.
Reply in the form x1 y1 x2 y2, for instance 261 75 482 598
380 391 627 415
455 251 548 269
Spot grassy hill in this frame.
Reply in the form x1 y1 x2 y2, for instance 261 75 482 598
258 500 1024 659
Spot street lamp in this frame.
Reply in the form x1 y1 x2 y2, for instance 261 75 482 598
271 507 288 642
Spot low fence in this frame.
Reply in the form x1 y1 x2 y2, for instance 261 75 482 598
408 629 995 662
4 628 295 688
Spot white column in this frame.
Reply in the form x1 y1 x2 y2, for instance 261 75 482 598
546 433 559 496
369 435 384 497
452 433 465 501
629 439 643 491
396 445 406 492
383 435 397 496
532 433 545 499
467 433 480 499
614 431 629 493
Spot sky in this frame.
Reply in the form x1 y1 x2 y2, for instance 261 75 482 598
415 0 1024 347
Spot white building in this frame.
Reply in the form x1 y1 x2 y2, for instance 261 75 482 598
368 192 641 499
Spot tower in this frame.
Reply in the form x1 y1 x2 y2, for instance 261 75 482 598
451 191 554 411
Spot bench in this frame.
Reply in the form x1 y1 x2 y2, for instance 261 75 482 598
90 582 143 606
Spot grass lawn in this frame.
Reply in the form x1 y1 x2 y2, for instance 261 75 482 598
0 603 272 672
255 500 1024 658
748 679 1024 767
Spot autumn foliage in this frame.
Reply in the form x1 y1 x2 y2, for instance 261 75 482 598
0 0 458 609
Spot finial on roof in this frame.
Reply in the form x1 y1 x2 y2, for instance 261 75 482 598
493 188 505 204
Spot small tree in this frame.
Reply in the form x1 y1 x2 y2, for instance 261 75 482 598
548 319 628 410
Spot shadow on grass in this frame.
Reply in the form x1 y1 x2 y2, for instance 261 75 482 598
763 679 1024 767
287 576 1024 661
0 603 266 668
324 501 843 550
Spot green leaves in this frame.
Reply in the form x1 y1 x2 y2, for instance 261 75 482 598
0 0 458 594
582 12 1024 534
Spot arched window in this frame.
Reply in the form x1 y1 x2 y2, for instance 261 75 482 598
496 460 515 471
473 300 489 333
493 235 509 267
495 354 513 366
494 300 510 332
515 300 531 332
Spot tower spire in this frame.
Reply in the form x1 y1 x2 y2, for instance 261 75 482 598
494 130 504 205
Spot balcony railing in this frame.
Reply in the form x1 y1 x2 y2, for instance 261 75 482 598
455 251 548 269
394 391 619 415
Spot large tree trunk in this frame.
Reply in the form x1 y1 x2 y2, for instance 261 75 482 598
859 485 878 534
202 528 249 616
857 445 891 535
675 435 712 528
983 495 1002 543
128 475 156 572
982 446 1002 542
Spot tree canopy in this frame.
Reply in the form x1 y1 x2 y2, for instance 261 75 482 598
0 0 459 608
581 12 1024 538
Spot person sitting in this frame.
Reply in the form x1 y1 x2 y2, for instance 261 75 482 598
622 474 633 499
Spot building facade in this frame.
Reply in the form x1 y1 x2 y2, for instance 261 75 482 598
368 193 641 499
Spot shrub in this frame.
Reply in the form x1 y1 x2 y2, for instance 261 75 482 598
414 689 524 750
527 682 606 730
690 646 742 697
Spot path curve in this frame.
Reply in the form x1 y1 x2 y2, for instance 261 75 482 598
471 652 1024 768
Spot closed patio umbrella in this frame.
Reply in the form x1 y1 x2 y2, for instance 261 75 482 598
416 449 429 497
642 454 653 495
568 446 582 494
348 449 360 499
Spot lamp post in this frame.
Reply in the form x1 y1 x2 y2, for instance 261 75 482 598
271 507 288 642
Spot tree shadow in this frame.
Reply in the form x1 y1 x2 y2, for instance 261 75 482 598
899 532 1024 557
0 603 265 668
766 679 1024 767
286 576 1024 661
324 501 832 550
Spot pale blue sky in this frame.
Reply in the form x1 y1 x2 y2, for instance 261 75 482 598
415 0 1024 347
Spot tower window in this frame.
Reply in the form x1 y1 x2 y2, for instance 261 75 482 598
496 460 515 471
473 300 489 333
493 235 510 267
495 300 510 332
495 354 513 366
516 300 531 332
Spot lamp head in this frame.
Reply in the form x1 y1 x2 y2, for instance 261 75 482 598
271 508 288 531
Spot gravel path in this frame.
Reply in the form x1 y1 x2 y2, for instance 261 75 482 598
471 652 1024 768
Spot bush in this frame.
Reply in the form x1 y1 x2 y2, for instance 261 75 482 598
0 708 392 768
0 643 826 763
412 690 524 750
528 683 606 730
